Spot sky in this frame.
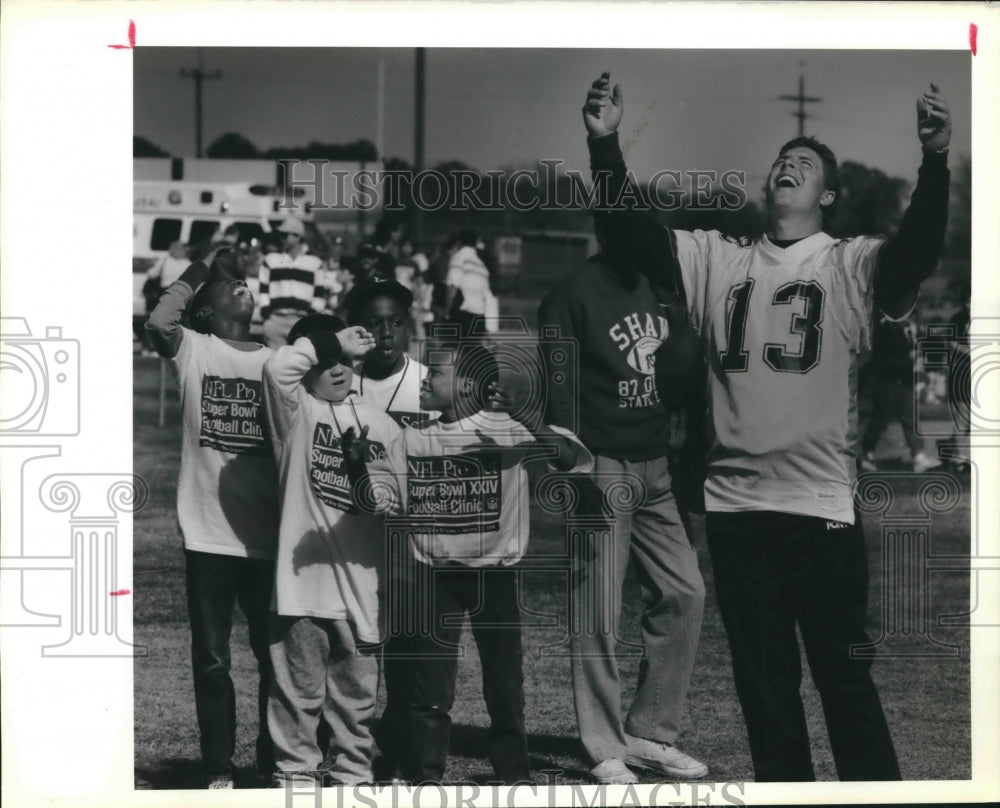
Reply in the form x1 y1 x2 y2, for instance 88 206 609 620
135 47 971 185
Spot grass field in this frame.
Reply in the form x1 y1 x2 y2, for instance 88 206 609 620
132 353 972 789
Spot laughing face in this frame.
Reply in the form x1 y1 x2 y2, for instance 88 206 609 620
765 146 836 218
206 278 256 323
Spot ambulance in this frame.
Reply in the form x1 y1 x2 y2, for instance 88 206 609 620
132 180 319 321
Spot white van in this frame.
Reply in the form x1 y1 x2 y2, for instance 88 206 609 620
132 181 318 320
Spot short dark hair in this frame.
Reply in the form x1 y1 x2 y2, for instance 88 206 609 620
287 313 347 345
778 136 841 217
344 279 414 325
456 228 478 248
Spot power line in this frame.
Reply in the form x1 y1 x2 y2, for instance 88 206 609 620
779 74 822 137
180 48 221 158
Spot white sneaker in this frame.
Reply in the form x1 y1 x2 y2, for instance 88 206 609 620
589 758 638 784
913 452 942 473
206 775 234 789
860 453 878 472
624 733 708 779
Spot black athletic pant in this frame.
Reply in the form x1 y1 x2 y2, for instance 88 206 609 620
706 510 901 782
185 549 275 779
402 565 530 784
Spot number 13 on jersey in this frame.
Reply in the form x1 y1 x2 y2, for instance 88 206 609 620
718 279 826 374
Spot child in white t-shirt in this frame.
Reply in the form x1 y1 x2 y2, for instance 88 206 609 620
146 252 278 789
341 341 592 784
262 314 399 786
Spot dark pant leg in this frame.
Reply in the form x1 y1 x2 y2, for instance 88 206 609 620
862 381 892 455
793 518 901 781
892 382 924 457
375 571 416 775
235 557 277 777
185 550 240 777
406 566 463 784
705 514 814 782
466 567 530 784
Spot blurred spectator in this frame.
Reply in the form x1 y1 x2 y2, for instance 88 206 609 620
860 316 941 472
424 234 461 324
372 218 404 262
394 236 432 343
262 230 284 256
350 241 390 283
943 285 971 473
446 229 498 336
323 235 347 313
259 215 330 349
147 239 190 289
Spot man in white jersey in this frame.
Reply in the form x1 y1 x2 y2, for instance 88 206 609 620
583 72 951 781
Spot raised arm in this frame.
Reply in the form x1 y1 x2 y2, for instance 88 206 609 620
145 260 209 358
487 382 593 472
584 73 681 298
875 84 952 319
264 326 375 440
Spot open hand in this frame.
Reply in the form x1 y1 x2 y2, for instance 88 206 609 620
340 425 371 464
583 72 624 137
336 326 375 359
917 83 952 153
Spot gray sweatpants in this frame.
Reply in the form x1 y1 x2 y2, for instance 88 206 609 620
267 615 378 784
570 454 706 764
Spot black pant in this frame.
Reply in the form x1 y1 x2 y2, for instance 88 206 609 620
400 565 529 784
185 549 275 777
372 572 415 778
706 511 901 782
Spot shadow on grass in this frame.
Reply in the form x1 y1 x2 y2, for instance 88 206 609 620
134 760 263 790
448 724 591 783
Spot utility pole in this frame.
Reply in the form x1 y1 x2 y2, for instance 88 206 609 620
413 47 426 245
180 48 221 157
779 73 821 137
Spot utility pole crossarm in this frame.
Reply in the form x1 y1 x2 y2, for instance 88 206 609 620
778 74 822 137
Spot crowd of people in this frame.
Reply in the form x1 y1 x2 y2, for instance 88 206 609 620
137 218 501 355
139 72 966 790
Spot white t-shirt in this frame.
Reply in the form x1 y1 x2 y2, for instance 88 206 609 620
368 411 592 568
151 254 191 288
173 330 280 559
673 229 882 524
355 355 436 429
264 339 401 643
447 245 493 315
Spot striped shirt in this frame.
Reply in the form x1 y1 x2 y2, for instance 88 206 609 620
259 248 327 315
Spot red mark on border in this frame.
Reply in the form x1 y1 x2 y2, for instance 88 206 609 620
110 589 131 597
969 23 978 56
108 20 136 49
